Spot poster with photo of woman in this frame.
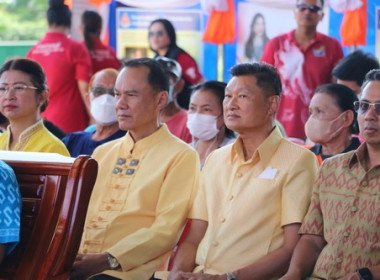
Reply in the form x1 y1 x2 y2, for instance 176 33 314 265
236 1 329 63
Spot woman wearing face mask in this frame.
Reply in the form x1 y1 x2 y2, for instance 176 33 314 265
62 68 126 157
187 81 236 165
305 83 360 164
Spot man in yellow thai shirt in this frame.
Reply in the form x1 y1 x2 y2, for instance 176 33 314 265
159 62 318 280
70 58 200 280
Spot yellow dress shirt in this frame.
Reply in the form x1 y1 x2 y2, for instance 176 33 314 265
79 124 200 280
190 127 318 276
0 120 69 156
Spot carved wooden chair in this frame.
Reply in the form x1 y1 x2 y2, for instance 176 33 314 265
0 152 98 280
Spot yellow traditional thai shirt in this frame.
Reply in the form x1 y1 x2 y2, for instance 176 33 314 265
79 124 200 280
300 143 380 280
0 119 69 156
190 127 318 276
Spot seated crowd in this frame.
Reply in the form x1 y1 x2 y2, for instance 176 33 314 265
1 10 380 279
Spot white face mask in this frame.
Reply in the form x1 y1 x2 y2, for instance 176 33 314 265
186 113 220 141
90 94 117 125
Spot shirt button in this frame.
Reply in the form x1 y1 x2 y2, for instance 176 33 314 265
343 231 350 237
336 257 342 263
362 181 368 187
351 206 358 212
236 173 242 178
220 217 226 223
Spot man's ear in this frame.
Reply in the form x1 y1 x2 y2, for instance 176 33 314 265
157 90 168 109
267 95 280 116
318 11 324 22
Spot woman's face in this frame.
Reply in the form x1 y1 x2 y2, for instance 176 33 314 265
0 70 42 122
149 22 171 52
189 89 224 128
253 16 265 36
308 92 342 120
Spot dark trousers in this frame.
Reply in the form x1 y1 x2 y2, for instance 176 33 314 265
89 275 121 280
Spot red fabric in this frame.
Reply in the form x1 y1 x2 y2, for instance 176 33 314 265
27 32 92 133
176 51 203 85
202 0 235 44
165 110 192 144
84 37 121 74
261 30 343 139
340 0 367 46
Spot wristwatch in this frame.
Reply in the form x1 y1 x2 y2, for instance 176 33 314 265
226 272 236 280
356 267 373 280
107 253 120 270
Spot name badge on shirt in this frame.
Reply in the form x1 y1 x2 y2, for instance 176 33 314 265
313 46 326 57
258 166 278 179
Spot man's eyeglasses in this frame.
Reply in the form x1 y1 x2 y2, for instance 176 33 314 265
91 87 115 97
354 101 380 115
149 30 164 38
0 84 38 96
296 3 322 13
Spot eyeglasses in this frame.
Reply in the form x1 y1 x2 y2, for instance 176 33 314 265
148 30 164 38
296 3 322 13
354 101 380 115
0 84 38 96
91 87 115 97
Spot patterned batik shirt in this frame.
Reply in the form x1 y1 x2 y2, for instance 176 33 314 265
300 143 380 279
0 160 21 256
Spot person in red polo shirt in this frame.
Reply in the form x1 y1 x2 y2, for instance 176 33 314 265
261 0 343 140
27 0 92 133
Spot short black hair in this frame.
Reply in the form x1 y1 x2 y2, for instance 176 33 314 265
229 62 282 97
47 0 71 28
191 81 235 138
0 58 48 112
332 50 380 86
123 58 169 93
362 69 380 90
315 83 359 134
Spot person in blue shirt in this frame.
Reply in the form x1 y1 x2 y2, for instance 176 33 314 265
0 159 21 263
62 68 126 157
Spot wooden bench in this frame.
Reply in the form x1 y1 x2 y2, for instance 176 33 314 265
0 152 98 280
